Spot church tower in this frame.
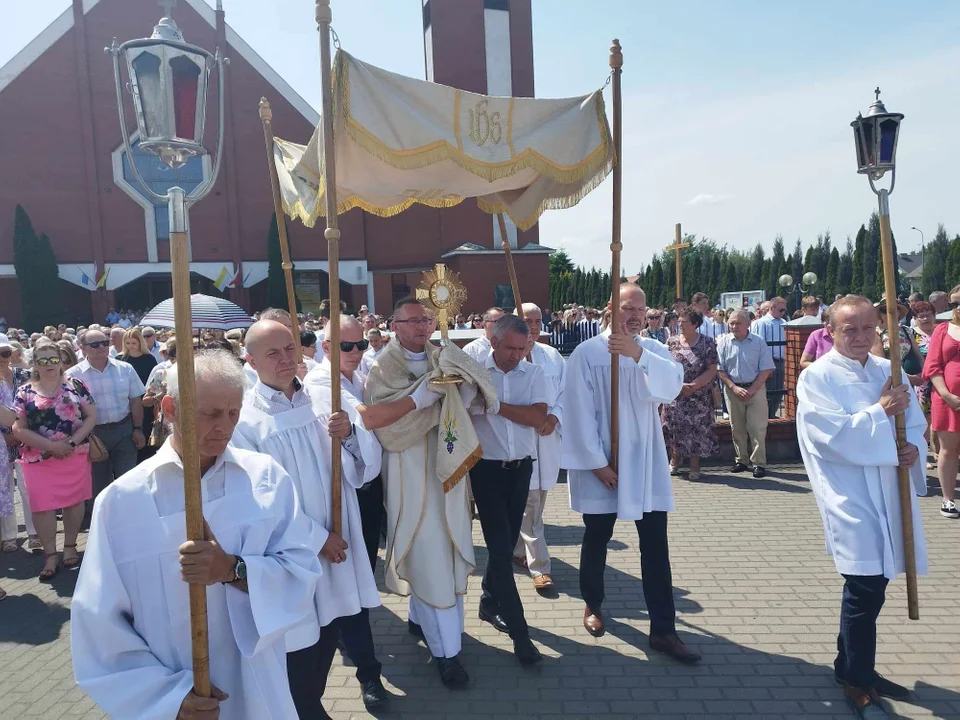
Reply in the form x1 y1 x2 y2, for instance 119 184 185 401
421 0 538 252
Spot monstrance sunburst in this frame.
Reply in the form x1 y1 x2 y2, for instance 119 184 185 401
416 263 468 385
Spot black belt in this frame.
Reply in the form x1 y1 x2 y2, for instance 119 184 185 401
96 414 131 428
479 457 532 470
734 382 756 389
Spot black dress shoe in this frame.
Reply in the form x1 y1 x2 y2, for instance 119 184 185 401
752 466 766 478
730 463 748 473
478 605 510 634
649 633 702 664
436 655 470 689
361 678 390 709
835 673 910 701
408 619 425 639
513 636 543 665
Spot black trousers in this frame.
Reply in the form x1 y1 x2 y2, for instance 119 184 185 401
579 511 676 637
356 475 383 573
767 358 785 418
834 574 888 689
287 610 381 718
469 457 532 640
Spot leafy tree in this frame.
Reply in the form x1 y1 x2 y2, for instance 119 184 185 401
267 212 301 312
825 247 840 300
946 235 960 289
852 225 866 298
862 213 881 298
838 236 854 296
765 235 787 301
748 243 765 289
921 224 949 296
549 248 575 278
12 205 64 331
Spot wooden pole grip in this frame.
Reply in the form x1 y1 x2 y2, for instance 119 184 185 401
878 201 919 620
169 217 211 696
497 214 523 312
259 98 302 363
609 39 623 473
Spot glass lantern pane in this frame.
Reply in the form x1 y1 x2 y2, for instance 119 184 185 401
878 118 898 164
169 55 202 140
131 52 163 137
853 127 866 169
861 120 875 167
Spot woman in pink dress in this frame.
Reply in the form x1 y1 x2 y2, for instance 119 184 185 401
13 339 97 579
921 284 960 519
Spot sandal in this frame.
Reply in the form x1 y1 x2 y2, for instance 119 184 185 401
27 536 42 552
39 552 59 582
62 544 81 569
1 540 17 553
688 472 701 481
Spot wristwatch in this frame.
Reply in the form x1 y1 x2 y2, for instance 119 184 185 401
224 555 246 584
67 439 77 448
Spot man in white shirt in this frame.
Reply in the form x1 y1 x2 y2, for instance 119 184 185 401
71 350 322 720
236 319 387 714
66 330 146 517
514 303 565 593
360 329 385 376
797 295 926 717
468 314 547 665
561 284 700 664
142 326 162 361
751 296 787 418
108 326 125 357
462 306 504 362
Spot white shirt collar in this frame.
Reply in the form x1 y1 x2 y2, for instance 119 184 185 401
152 437 242 478
254 377 303 402
484 351 529 374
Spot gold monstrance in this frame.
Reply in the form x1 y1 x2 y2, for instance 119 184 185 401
416 263 468 386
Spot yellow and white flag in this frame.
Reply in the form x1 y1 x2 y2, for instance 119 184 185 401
273 50 614 232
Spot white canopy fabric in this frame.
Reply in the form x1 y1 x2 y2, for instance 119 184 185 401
274 50 614 232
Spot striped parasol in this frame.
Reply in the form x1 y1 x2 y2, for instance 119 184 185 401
140 293 254 331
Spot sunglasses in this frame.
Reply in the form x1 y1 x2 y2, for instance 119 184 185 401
0 349 11 358
949 302 960 310
83 340 110 349
340 340 369 352
36 356 61 367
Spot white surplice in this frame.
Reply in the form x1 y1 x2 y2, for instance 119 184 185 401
70 441 321 720
529 342 565 491
561 330 684 519
232 379 380 646
796 349 928 580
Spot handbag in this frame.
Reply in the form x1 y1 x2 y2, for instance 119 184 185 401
86 433 109 463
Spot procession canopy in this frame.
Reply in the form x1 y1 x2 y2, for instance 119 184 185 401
274 50 614 231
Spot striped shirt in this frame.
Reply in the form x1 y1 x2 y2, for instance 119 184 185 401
750 315 786 361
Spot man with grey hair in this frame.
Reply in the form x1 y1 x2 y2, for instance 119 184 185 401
463 306 505 362
928 290 948 315
717 310 775 478
469 313 548 665
108 326 125 358
72 350 322 720
514 303 565 592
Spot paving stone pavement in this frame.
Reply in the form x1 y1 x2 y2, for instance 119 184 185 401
1 465 958 719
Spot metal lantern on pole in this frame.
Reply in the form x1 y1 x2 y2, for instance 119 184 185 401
106 16 229 697
851 88 919 620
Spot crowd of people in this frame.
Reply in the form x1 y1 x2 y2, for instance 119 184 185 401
0 283 952 719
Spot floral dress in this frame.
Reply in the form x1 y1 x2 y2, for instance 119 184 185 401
14 380 95 463
660 335 720 459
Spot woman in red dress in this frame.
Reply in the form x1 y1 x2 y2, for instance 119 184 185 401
921 284 960 519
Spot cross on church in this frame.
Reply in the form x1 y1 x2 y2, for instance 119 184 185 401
665 223 691 300
158 0 177 18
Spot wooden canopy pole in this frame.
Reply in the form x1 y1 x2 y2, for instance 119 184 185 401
168 187 210 697
497 213 523 312
665 223 691 301
258 98 302 363
877 188 919 620
609 39 623 472
317 0 342 537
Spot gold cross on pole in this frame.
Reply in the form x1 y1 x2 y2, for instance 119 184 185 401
665 223 691 300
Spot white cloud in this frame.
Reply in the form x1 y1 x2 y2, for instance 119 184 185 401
687 193 733 207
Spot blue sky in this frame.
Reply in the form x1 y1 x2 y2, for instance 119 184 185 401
3 1 958 275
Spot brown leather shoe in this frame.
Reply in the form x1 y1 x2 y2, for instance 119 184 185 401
843 684 888 718
513 555 529 570
583 606 604 637
649 633 701 664
533 574 554 591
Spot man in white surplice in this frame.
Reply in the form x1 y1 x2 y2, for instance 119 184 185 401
797 296 927 717
71 350 321 720
233 320 386 717
513 303 565 592
561 284 701 664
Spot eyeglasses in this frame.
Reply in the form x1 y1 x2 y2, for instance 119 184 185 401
36 356 61 367
394 318 434 326
83 340 110 349
340 340 369 352
949 302 960 310
0 349 11 358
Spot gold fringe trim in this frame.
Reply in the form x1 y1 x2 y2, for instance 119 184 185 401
442 444 482 494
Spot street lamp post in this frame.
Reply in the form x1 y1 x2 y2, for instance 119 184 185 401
851 88 919 620
106 17 228 695
778 271 818 314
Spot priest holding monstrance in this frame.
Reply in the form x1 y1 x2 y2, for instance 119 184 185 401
561 283 701 664
359 266 498 688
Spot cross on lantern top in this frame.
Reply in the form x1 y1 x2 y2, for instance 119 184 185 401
158 0 177 17
875 86 881 102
